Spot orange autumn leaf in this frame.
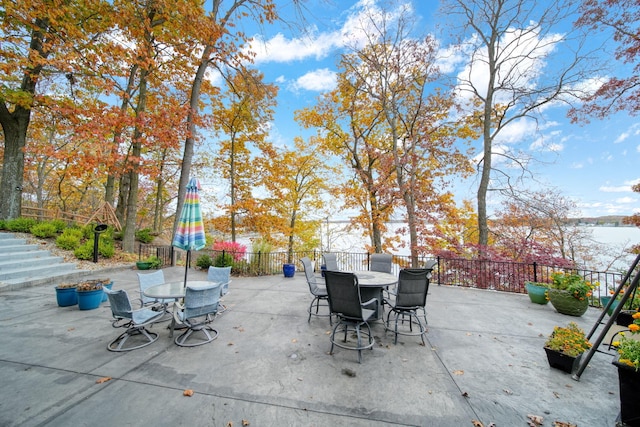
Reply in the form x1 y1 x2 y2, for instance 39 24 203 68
96 377 111 384
183 389 194 397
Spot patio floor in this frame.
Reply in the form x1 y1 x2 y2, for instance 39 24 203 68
0 266 622 426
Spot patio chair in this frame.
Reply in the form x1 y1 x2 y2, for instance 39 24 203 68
103 287 166 352
301 257 331 325
384 268 430 345
174 282 222 347
370 253 393 273
324 270 377 363
323 253 339 271
207 266 232 313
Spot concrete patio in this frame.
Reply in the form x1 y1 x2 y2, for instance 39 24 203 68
0 266 622 426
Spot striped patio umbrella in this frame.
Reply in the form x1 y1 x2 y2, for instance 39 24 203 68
172 177 206 287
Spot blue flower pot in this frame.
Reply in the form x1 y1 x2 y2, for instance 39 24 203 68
283 263 295 278
77 289 103 310
55 287 78 307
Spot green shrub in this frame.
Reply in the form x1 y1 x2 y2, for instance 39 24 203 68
146 255 162 269
98 239 115 258
6 217 37 232
74 241 94 260
135 228 154 244
30 222 58 238
214 252 234 267
0 220 6 230
55 233 81 250
49 219 68 233
196 254 213 269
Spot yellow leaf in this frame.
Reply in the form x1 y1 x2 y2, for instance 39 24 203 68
96 377 111 384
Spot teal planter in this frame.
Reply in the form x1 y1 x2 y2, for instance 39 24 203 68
525 282 549 305
77 289 103 310
601 296 619 316
55 286 78 307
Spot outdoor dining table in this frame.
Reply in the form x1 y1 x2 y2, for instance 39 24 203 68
353 271 398 320
143 280 216 337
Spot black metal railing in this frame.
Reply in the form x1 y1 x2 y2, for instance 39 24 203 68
139 244 624 307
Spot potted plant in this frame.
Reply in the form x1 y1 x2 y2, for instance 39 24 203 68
55 282 78 307
524 281 549 305
544 322 592 373
136 255 162 270
76 279 109 310
547 272 594 316
611 312 640 425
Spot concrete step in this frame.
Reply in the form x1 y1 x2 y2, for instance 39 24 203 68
0 249 51 262
0 269 91 292
0 239 33 249
0 243 41 253
0 255 62 271
0 262 79 281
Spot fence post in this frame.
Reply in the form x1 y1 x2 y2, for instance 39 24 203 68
533 262 538 283
436 256 441 286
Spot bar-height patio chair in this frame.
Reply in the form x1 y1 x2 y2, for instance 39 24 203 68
384 268 430 345
103 287 166 352
324 270 377 363
323 253 339 271
370 253 393 273
301 257 331 324
173 282 222 347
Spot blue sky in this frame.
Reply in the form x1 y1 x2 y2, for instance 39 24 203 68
202 0 640 219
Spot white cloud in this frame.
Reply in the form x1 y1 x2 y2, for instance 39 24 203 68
600 179 640 193
615 197 636 204
294 68 337 91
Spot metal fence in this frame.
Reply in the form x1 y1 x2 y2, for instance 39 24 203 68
139 244 624 307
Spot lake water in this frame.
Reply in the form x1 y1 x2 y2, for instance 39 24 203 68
322 223 640 273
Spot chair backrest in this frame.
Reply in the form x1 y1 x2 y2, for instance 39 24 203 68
301 257 321 293
324 270 363 320
183 283 222 319
370 253 393 273
207 266 231 295
104 288 133 320
207 266 231 284
395 268 430 308
323 253 339 271
137 270 165 304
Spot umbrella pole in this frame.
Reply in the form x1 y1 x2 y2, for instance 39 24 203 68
184 250 190 288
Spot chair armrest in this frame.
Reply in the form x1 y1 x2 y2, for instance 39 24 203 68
361 297 378 310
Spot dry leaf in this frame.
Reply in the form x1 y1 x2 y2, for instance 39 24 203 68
553 422 577 427
503 389 512 395
291 338 297 343
226 422 233 427
462 391 469 398
466 332 472 336
183 389 194 396
242 420 250 426
341 368 356 377
96 377 111 384
228 342 234 346
453 370 464 375
471 420 484 427
553 391 560 398
527 414 544 426
67 327 75 332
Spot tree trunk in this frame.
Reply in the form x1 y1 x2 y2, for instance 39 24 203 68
0 115 27 219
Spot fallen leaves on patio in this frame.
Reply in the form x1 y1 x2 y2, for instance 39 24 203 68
183 389 194 396
471 420 495 427
553 422 577 427
95 377 111 384
527 414 544 426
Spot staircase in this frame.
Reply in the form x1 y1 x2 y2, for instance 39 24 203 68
0 233 90 292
